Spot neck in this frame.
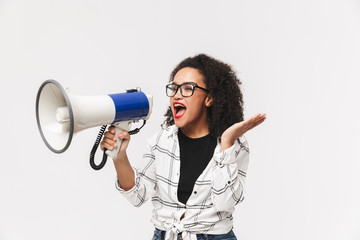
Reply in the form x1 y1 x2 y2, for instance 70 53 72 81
180 122 209 139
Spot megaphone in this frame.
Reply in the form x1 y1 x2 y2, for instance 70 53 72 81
36 80 153 170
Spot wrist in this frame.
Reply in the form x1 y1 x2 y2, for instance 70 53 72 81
220 139 235 152
113 150 127 163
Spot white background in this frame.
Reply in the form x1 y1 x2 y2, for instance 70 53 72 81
1 0 360 239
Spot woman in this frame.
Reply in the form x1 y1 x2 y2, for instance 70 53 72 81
101 54 266 240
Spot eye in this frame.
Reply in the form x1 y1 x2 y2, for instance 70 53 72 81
167 85 177 91
183 84 194 92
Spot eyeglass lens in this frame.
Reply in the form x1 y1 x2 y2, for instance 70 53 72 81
166 84 194 97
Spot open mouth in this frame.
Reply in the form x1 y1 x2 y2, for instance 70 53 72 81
173 102 186 119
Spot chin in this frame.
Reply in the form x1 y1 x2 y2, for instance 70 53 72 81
174 117 186 128
174 119 183 128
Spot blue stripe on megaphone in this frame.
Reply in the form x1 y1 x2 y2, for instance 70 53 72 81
108 91 149 123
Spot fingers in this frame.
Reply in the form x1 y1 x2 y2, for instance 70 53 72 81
118 131 130 141
247 113 266 130
233 113 266 134
248 113 266 124
249 113 266 123
117 132 131 153
108 126 115 134
100 131 117 151
251 113 266 126
100 130 131 153
100 132 116 151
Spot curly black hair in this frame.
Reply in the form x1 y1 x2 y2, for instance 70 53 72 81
163 53 244 140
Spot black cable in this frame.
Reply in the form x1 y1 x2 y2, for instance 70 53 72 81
89 125 108 170
128 120 146 135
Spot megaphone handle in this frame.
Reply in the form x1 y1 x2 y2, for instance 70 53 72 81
106 121 132 159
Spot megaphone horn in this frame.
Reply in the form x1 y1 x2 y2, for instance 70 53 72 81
36 80 153 170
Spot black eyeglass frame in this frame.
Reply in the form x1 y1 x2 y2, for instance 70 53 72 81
165 83 209 97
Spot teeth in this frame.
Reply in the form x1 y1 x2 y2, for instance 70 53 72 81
174 104 185 108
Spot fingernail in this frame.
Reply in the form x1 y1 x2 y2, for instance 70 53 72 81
109 146 113 150
113 137 117 141
114 143 118 147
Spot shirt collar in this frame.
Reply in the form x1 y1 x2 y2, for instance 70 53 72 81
164 125 221 144
163 125 179 142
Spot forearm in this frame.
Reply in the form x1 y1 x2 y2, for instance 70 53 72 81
211 163 245 211
113 151 135 191
211 137 249 211
220 138 236 152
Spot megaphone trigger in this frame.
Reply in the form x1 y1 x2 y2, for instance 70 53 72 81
105 121 132 159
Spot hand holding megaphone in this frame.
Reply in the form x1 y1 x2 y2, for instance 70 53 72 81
100 125 130 159
36 80 153 170
103 122 131 159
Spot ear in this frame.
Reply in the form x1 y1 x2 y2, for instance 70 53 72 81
205 94 214 107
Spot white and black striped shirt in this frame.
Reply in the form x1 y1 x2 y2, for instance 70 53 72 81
116 125 249 240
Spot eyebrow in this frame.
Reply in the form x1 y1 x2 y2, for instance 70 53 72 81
171 81 198 86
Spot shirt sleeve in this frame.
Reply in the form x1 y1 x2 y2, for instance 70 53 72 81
210 135 249 212
115 133 158 208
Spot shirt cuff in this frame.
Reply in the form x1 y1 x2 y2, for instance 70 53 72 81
213 136 247 165
115 167 139 194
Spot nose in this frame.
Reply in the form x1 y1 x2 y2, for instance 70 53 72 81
173 87 183 100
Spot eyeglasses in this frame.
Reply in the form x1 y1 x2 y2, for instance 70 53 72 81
165 83 209 97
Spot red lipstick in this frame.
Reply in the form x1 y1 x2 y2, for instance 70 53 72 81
173 102 186 119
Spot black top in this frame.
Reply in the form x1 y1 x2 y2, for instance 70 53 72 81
177 129 217 204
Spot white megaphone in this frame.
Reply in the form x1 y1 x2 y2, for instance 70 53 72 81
36 80 153 170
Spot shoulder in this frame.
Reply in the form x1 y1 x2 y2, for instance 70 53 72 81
146 124 177 145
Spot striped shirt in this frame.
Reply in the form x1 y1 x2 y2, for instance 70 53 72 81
115 125 249 240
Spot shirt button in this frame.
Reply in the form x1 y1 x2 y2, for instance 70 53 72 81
228 181 231 184
194 191 197 194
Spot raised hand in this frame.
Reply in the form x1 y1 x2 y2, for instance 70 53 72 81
220 113 266 152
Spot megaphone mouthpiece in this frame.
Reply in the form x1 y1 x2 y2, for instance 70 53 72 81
56 107 70 123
